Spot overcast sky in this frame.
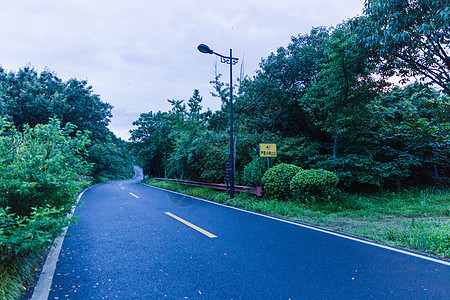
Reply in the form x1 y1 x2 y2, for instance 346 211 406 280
0 0 365 139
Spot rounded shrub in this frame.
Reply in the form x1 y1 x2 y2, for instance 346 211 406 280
261 163 302 200
290 169 339 201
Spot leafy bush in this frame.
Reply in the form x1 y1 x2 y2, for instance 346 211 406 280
0 67 134 184
306 154 416 189
0 206 69 262
261 163 302 200
166 130 228 182
0 117 90 269
290 169 339 201
0 118 91 216
242 157 267 187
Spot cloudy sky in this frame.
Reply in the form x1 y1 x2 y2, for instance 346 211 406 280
0 0 365 139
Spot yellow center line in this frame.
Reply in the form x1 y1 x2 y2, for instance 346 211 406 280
165 212 217 238
129 192 140 198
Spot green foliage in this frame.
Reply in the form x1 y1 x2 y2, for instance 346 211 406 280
261 163 302 200
0 206 69 262
129 9 449 193
386 219 450 258
276 137 320 167
0 117 91 297
167 130 228 182
307 154 411 188
241 157 266 187
0 67 112 136
238 27 329 138
131 111 176 178
355 0 450 93
0 118 91 216
0 66 134 182
357 84 450 187
301 21 385 158
130 90 214 179
89 134 135 182
0 247 44 300
290 169 339 201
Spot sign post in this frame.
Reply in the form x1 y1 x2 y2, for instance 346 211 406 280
259 143 277 170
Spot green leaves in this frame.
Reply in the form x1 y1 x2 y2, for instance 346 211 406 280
0 205 69 262
356 0 450 93
0 118 91 216
290 169 339 202
0 66 133 183
128 9 449 192
0 118 90 267
301 22 382 158
261 163 302 200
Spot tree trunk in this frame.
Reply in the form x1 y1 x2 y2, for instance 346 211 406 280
333 134 338 159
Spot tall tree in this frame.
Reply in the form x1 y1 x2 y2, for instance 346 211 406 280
239 27 330 138
130 111 177 178
302 22 383 158
0 67 113 137
0 66 133 182
355 0 450 93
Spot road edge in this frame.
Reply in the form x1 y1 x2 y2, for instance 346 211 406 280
142 182 450 267
30 188 87 300
30 167 142 299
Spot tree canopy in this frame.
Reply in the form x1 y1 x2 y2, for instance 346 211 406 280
355 0 450 93
0 66 134 182
131 16 450 190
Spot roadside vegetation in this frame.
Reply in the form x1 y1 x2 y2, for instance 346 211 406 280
0 69 134 298
145 178 450 259
133 0 449 261
0 119 91 299
130 1 449 192
1 0 449 299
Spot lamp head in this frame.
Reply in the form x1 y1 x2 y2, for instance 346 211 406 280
197 44 213 54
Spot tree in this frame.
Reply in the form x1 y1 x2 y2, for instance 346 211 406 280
88 133 135 182
238 27 330 138
356 0 450 93
0 66 133 182
361 83 450 185
0 67 51 128
130 111 177 178
301 22 383 158
0 67 113 134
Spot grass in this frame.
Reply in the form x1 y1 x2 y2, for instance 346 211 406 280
145 179 450 259
0 252 45 300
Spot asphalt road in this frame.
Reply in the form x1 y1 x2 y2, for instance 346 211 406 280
46 168 449 299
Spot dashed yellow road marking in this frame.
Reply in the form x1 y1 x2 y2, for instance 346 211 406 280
165 212 217 238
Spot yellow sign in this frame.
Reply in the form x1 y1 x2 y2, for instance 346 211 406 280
259 143 277 157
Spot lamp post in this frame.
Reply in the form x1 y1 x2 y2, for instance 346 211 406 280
198 43 238 198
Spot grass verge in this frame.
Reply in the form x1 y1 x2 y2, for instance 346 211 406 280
0 252 45 300
145 179 450 259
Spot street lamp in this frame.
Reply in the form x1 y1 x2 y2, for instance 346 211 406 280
197 43 238 198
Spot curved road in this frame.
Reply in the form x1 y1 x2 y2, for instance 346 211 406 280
44 167 449 299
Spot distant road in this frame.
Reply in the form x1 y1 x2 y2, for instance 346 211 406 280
46 167 449 299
